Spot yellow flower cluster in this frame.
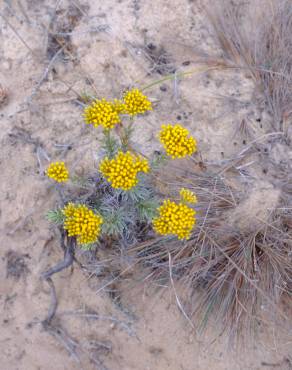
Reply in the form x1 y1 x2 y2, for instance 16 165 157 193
63 203 103 245
153 199 196 240
84 98 121 129
112 98 126 114
99 151 149 190
46 162 69 183
159 124 197 158
180 188 197 204
123 88 152 116
83 89 152 129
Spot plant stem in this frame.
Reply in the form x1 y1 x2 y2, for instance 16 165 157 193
141 66 219 91
121 116 134 151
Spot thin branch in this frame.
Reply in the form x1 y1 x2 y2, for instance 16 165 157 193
27 46 65 103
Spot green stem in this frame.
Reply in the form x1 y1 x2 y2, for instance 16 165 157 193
151 153 168 169
129 116 134 130
102 129 117 158
121 116 134 151
141 66 219 91
103 128 111 147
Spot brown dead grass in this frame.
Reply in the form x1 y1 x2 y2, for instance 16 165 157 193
127 0 292 341
206 0 292 134
0 84 8 106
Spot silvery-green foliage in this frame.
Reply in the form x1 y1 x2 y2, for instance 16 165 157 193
48 121 157 248
114 182 152 203
150 152 168 170
100 206 128 236
46 209 65 224
97 177 157 242
136 199 159 222
100 129 119 158
79 242 97 250
71 175 96 189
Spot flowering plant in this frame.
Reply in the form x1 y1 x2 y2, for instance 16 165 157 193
46 87 198 248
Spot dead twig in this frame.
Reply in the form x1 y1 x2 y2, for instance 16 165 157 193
27 46 65 104
44 323 82 366
8 127 50 174
60 309 138 340
7 209 34 235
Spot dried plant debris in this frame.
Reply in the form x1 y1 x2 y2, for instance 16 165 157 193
0 84 9 107
130 160 292 340
145 43 176 75
207 0 292 133
47 4 88 60
6 250 30 280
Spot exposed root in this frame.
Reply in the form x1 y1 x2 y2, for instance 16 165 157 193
40 235 111 369
43 321 111 370
8 126 51 175
42 277 58 326
41 234 75 327
41 236 75 280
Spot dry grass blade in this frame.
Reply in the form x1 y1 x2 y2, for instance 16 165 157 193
206 0 292 133
168 252 195 329
0 84 9 107
129 158 292 341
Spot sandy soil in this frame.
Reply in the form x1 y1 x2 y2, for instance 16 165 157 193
0 0 291 369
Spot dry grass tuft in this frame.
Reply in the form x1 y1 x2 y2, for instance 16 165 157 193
206 0 292 134
60 0 292 343
130 154 291 340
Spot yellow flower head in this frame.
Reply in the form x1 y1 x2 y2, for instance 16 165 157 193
180 188 197 204
99 151 149 191
123 88 152 116
112 99 126 114
84 98 121 130
63 203 103 245
153 199 196 240
46 162 69 183
159 124 197 159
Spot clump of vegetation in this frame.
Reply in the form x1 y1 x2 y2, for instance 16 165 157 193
46 88 198 250
122 0 291 342
44 76 291 344
206 0 292 134
43 0 291 340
